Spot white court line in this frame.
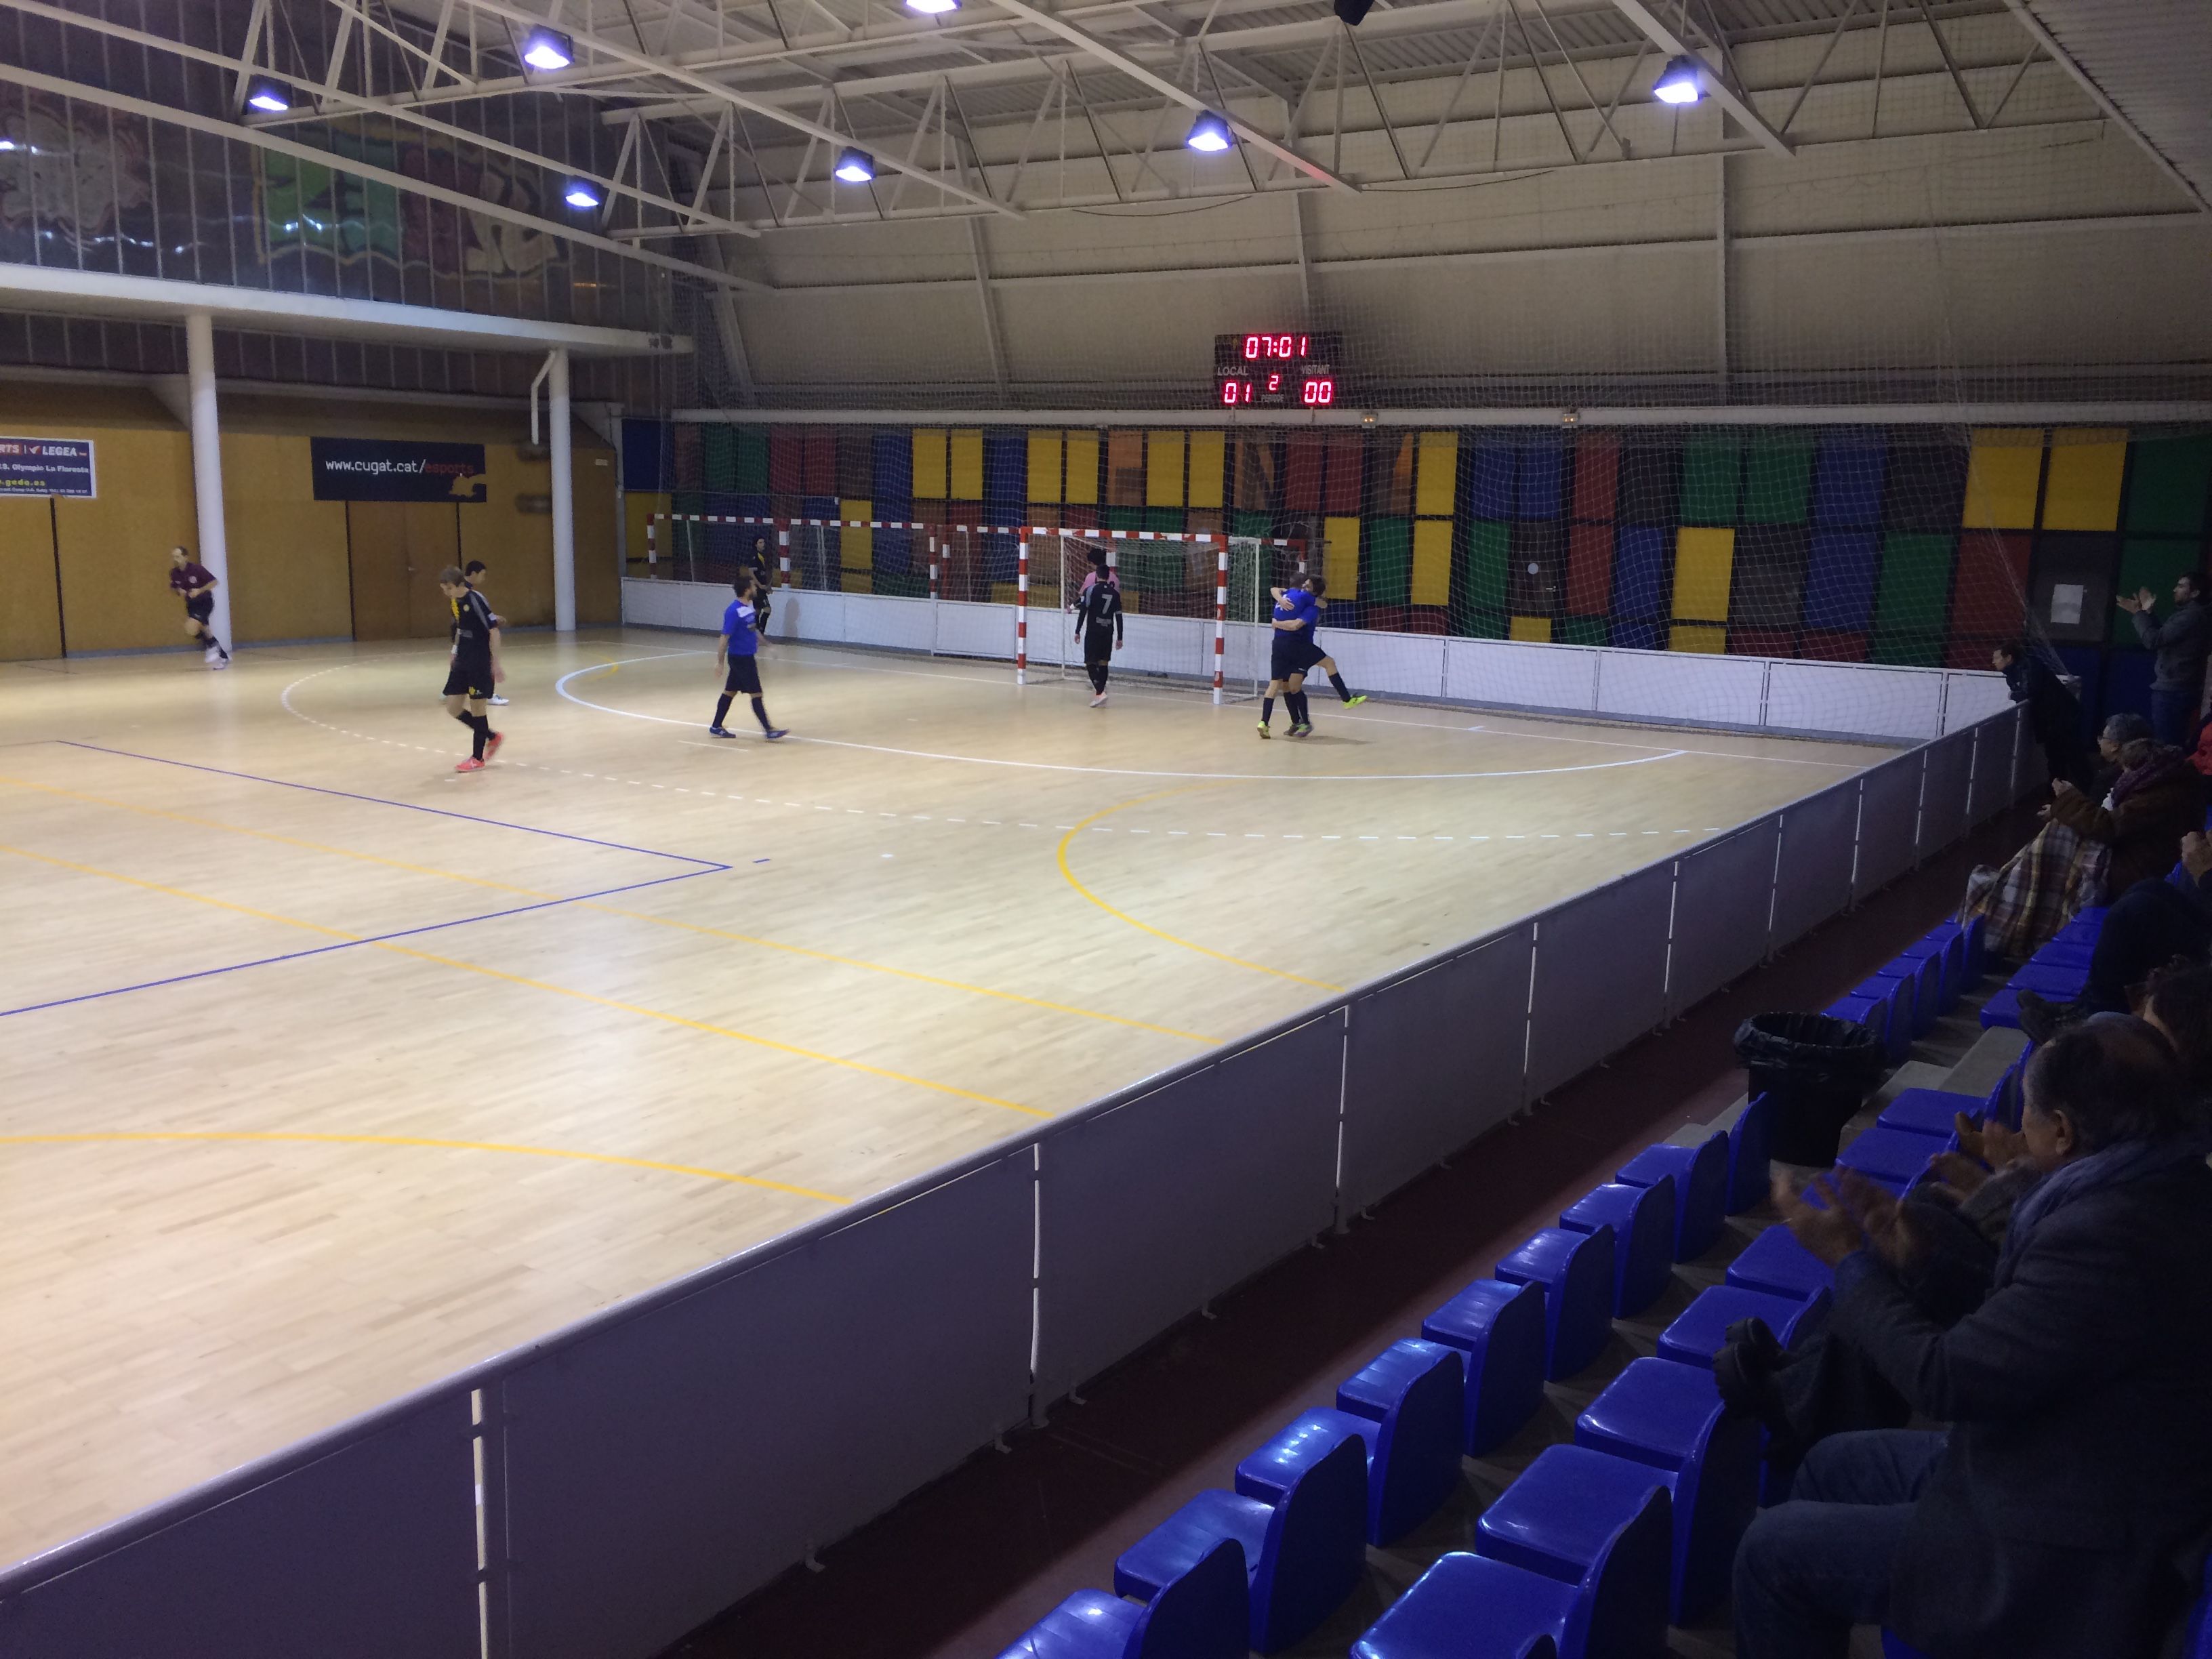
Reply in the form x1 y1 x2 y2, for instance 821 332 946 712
564 658 1686 783
1324 708 1868 769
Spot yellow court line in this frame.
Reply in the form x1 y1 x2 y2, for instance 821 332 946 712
0 1131 848 1204
1 774 1212 1044
0 842 1046 1120
1055 791 1347 994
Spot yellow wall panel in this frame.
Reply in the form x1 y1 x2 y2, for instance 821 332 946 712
1412 519 1454 607
573 438 620 626
1671 624 1727 653
2041 428 2127 531
1027 430 1063 504
1963 428 2044 529
0 497 61 659
1671 527 1736 623
222 432 350 642
1064 431 1101 506
1187 430 1225 510
842 570 873 593
948 429 984 499
1324 516 1361 597
1147 430 1187 508
840 499 874 569
459 443 556 627
1509 615 1553 644
1415 431 1459 518
913 428 948 499
52 427 199 653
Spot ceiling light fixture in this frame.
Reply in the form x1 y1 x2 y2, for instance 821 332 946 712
563 180 602 209
244 77 292 115
905 0 961 13
1185 111 1233 153
520 26 575 72
834 148 876 183
1653 56 1704 106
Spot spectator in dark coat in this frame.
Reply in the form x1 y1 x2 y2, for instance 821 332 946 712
2020 832 2212 1038
2119 571 2211 746
2045 733 2204 901
1732 1017 2212 1659
1992 640 2087 789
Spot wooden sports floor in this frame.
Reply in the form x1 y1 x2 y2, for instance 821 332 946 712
0 629 1895 1569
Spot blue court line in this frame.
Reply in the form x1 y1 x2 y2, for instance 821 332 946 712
0 865 725 1021
55 741 722 869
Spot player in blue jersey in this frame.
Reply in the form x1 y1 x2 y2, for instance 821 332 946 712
708 570 787 740
1258 575 1366 736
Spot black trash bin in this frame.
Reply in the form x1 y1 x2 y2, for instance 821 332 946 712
1734 1011 1885 1166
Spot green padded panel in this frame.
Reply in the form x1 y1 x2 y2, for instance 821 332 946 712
1554 614 1607 647
1460 520 1510 615
1364 517 1412 605
1679 433 1743 525
1875 533 1955 635
2125 435 2212 535
1743 433 1816 524
734 428 769 495
701 426 738 493
1870 629 1942 667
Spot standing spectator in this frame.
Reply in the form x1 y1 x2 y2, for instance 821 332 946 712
2118 571 2209 746
1732 1017 2212 1659
1991 640 2087 790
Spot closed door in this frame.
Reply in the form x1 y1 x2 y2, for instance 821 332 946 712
348 503 462 640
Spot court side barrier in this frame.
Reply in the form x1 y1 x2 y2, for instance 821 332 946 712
622 577 2012 743
0 704 2036 1659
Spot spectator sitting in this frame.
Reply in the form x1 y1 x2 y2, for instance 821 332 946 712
1961 714 2199 962
1732 1016 2212 1659
2020 832 2212 1040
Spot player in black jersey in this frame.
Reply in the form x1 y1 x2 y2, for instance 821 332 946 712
1071 550 1124 707
438 565 504 772
463 560 509 705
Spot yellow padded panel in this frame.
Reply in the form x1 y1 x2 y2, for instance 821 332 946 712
1416 432 1459 518
1188 430 1225 510
1324 516 1361 598
912 428 947 499
2041 428 2127 531
840 499 872 569
1509 615 1553 644
1412 519 1454 607
1671 527 1735 623
1963 428 2044 529
1671 624 1727 654
948 429 984 500
842 571 873 592
1027 430 1063 504
1064 431 1101 505
1147 431 1187 508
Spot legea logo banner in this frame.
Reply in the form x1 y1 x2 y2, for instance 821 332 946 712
311 437 487 502
0 436 95 497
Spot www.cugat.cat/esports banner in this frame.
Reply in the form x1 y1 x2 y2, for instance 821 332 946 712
311 437 487 502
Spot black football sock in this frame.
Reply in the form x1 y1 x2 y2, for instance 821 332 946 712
452 710 475 731
1290 692 1311 725
1328 671 1352 702
1261 696 1275 725
1097 661 1110 691
469 714 489 758
204 633 226 657
712 693 734 728
751 695 773 733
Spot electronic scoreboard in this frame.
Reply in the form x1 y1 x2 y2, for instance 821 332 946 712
1214 331 1343 408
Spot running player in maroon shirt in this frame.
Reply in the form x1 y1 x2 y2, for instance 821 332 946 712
167 546 229 669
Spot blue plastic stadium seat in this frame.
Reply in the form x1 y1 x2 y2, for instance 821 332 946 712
1835 1124 1950 1188
1116 1433 1366 1655
1724 1223 1834 1300
2053 905 2109 945
1821 995 1889 1067
1725 1093 1774 1216
1561 1179 1676 1317
1350 1552 1611 1659
1891 938 1957 1012
1237 1340 1465 1547
1495 1227 1616 1381
1923 921 1977 997
1575 1357 1759 1622
2028 937 2094 969
998 1538 1247 1659
1420 1279 1548 1456
1980 985 2024 1031
1882 1634 1933 1659
2180 1548 2212 1659
1868 954 1942 1038
1955 914 1986 981
1474 1444 1673 1654
1877 1086 1983 1139
1617 1132 1729 1261
1849 977 1915 1064
2006 960 2090 998
1657 1283 1831 1369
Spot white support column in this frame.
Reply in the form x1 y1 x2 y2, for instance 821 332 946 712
182 312 234 655
1715 153 1731 404
548 346 577 633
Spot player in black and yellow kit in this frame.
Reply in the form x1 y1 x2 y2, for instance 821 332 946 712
439 565 504 772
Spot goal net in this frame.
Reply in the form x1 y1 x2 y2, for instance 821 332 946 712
1025 531 1291 701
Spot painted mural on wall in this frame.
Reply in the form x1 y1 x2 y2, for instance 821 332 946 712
0 95 152 262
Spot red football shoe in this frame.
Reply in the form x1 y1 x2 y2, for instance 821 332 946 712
455 756 485 773
484 731 504 761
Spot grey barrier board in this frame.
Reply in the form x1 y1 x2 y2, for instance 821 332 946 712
1854 753 1923 899
499 1152 1034 1659
1339 928 1536 1215
1033 1015 1342 1404
1771 781 1862 951
1916 729 1975 859
1668 820 1781 1017
0 1395 478 1659
1525 861 1675 1100
1965 712 2015 824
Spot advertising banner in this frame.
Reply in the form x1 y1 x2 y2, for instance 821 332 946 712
311 437 487 502
0 435 95 497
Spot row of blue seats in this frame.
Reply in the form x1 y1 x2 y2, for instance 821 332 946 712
1821 916 1986 1067
1976 907 2108 1031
